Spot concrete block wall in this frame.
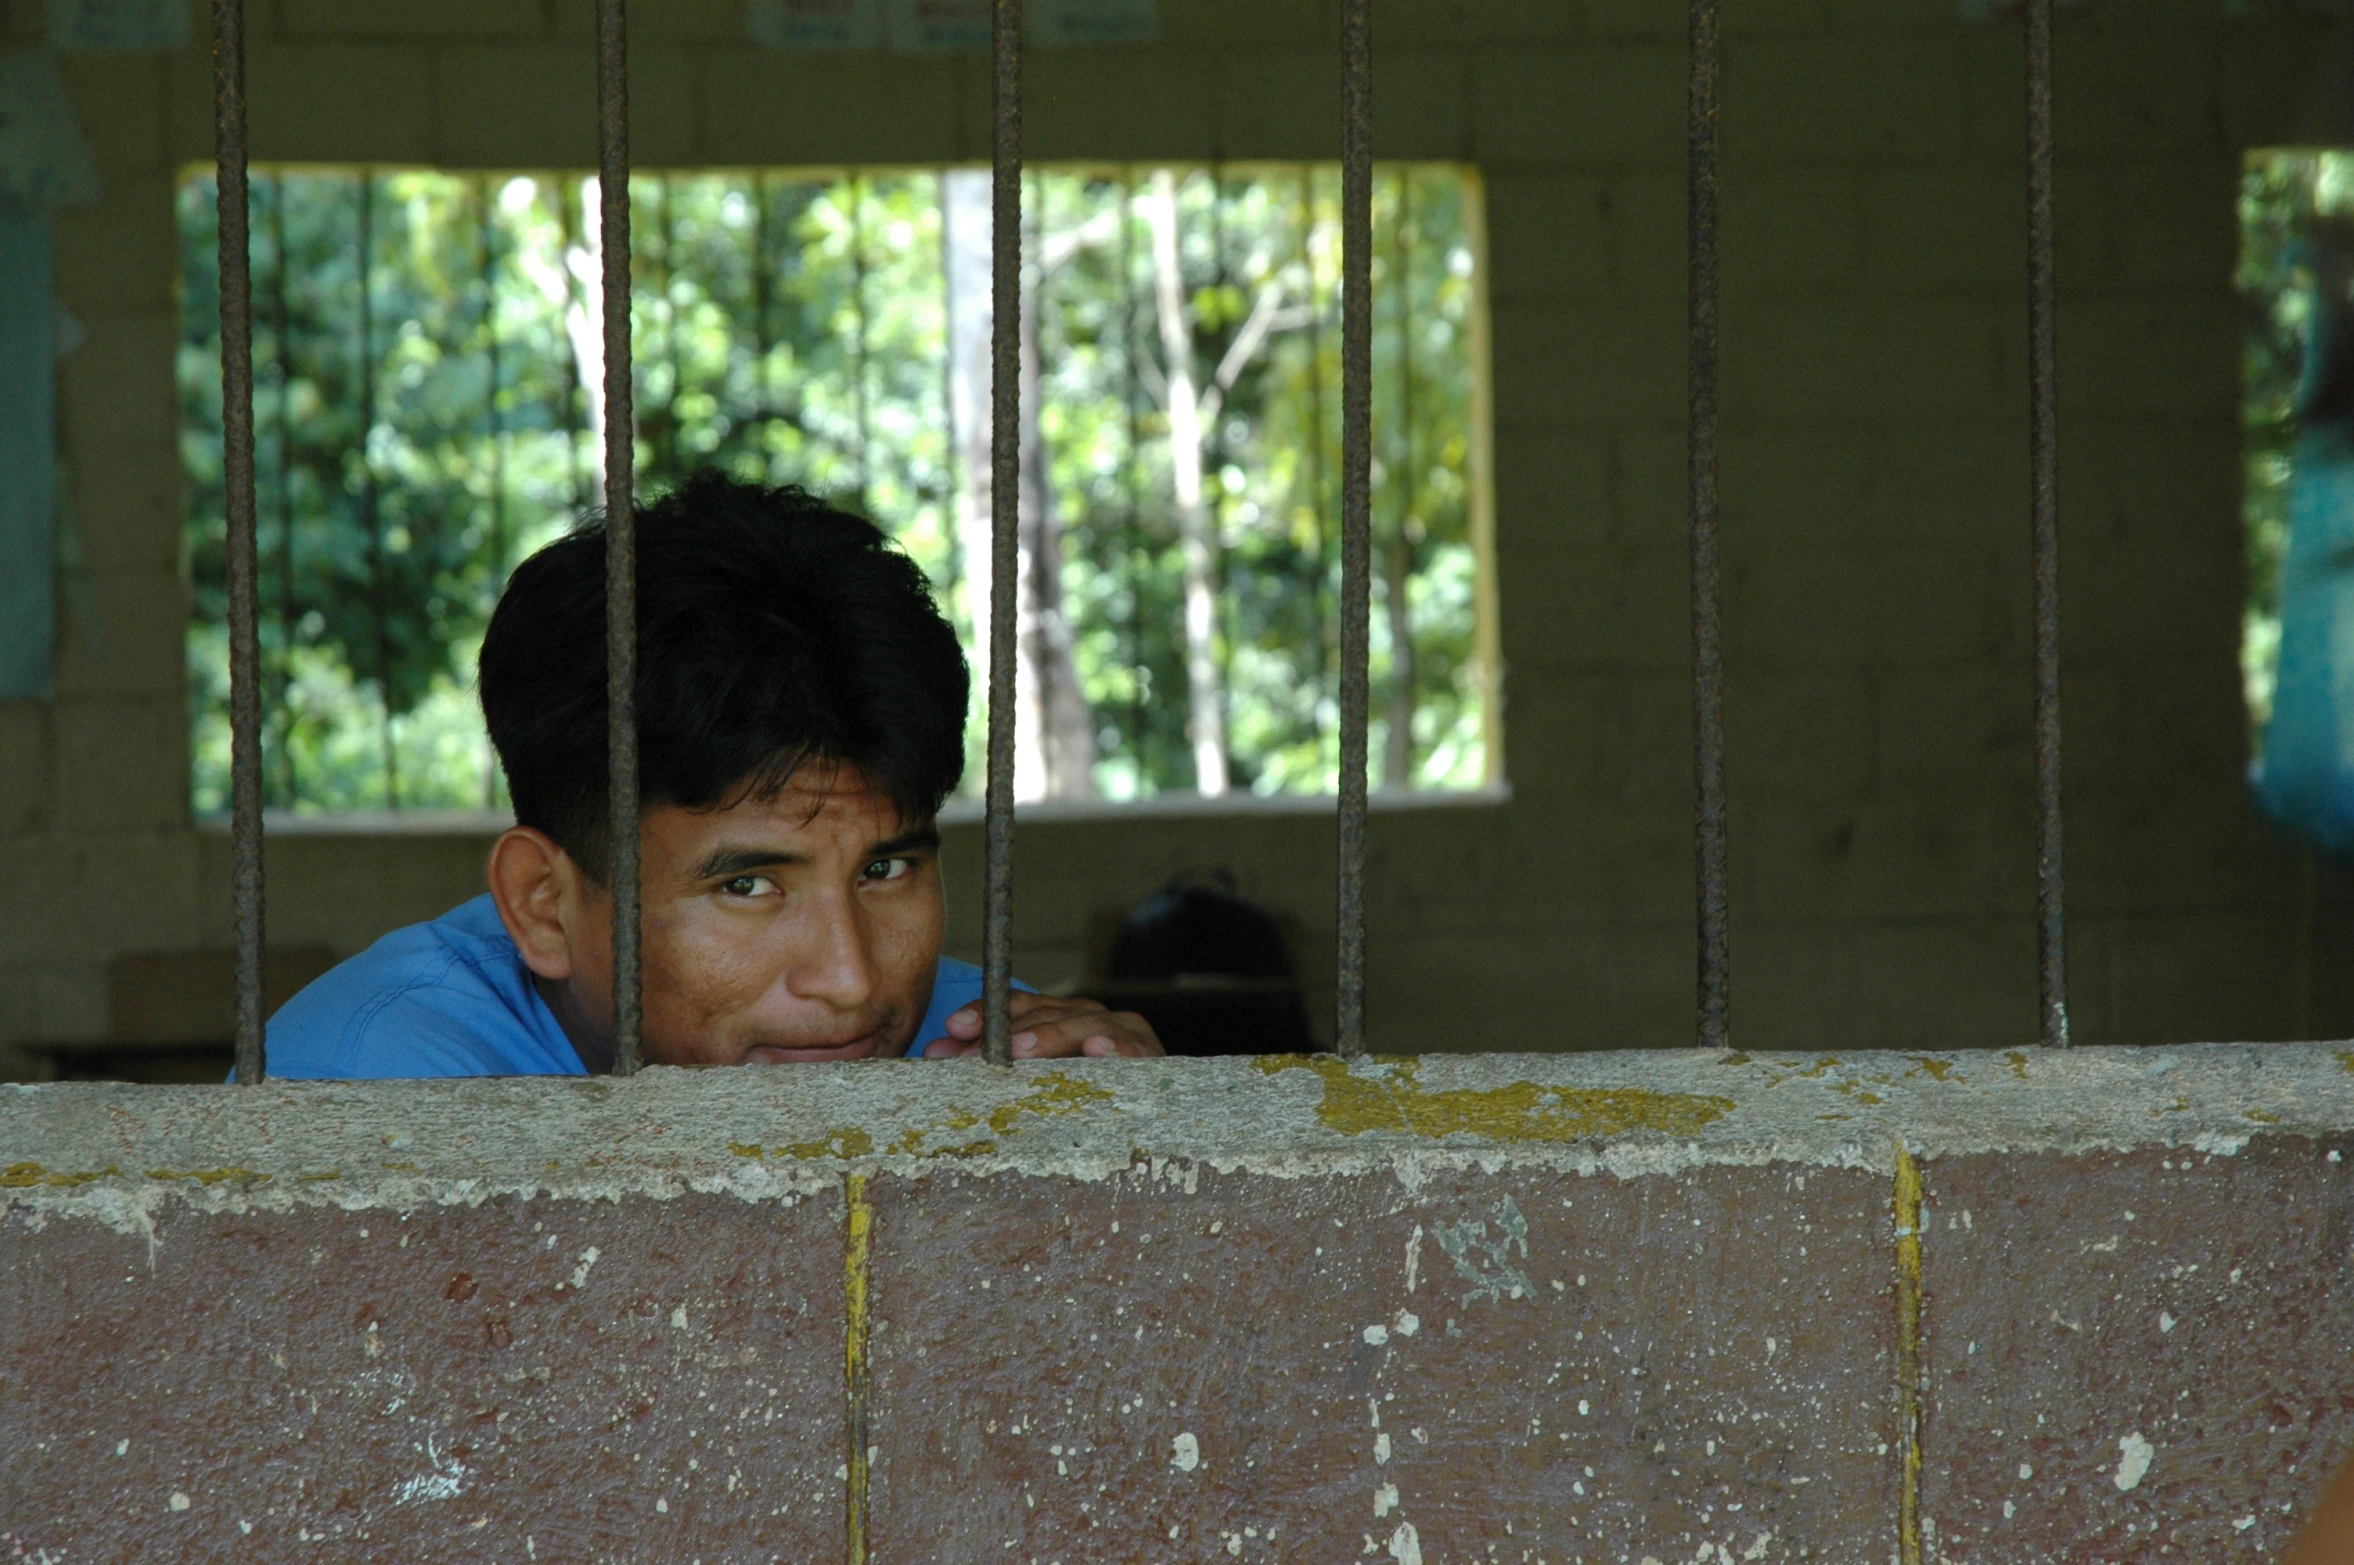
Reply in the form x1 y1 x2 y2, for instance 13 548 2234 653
2 0 2352 1061
4 1045 2352 1558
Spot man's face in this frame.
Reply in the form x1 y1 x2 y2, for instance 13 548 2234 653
566 769 945 1065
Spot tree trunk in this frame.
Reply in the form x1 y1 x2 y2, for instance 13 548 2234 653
1145 170 1229 797
941 170 1096 803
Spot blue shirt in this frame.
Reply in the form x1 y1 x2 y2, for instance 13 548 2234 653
261 894 996 1080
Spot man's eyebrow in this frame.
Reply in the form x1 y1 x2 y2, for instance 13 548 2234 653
867 825 942 858
691 844 808 881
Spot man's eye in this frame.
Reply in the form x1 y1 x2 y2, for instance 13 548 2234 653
863 857 913 883
721 875 776 897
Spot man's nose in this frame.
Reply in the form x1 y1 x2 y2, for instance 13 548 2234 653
786 891 879 1011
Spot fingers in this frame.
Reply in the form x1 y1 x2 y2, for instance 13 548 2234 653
920 995 1166 1060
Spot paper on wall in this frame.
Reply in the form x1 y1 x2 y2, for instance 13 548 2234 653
0 51 100 210
747 0 883 50
48 0 191 52
1033 0 1156 46
886 0 988 52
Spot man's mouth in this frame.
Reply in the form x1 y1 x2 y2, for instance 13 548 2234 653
741 1030 887 1065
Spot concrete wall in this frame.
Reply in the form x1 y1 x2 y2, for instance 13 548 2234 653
4 1044 2351 1558
3 0 2353 1062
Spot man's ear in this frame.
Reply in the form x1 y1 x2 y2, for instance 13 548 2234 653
488 827 585 981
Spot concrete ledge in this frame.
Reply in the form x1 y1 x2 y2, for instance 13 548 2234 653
5 1044 2352 1219
4 1046 2351 1561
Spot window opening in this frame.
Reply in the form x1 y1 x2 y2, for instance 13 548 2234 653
178 162 1494 818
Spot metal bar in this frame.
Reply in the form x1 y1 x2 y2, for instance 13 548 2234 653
598 0 642 1075
214 0 265 1085
982 0 1023 1067
2025 0 2067 1048
1688 0 1728 1052
1336 0 1372 1058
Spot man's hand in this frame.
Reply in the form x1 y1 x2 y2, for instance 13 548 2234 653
921 991 1165 1059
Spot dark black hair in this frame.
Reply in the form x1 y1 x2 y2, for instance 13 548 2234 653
480 472 968 878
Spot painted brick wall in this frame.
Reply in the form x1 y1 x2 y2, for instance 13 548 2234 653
4 1046 2351 1560
2 0 2352 1063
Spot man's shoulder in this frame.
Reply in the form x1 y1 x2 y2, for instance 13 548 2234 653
263 897 585 1080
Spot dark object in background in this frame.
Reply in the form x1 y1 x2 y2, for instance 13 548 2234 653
1086 874 1315 1057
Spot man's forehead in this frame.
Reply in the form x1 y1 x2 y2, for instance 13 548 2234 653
679 766 919 838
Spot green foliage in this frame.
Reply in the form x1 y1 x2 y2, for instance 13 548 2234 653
180 164 1488 812
2235 150 2354 747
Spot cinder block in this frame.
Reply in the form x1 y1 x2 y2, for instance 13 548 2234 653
1848 918 2037 1049
50 181 177 319
549 0 745 40
281 0 544 39
62 437 183 576
0 1193 849 1561
1026 48 1219 162
2034 298 2237 421
1859 167 2022 295
54 569 187 701
56 312 176 450
433 41 697 168
1726 666 1876 800
1722 165 1860 293
244 44 437 163
2090 157 2237 293
1503 542 1687 668
1727 298 2002 423
2051 29 2226 158
50 696 189 835
1215 48 1467 162
1919 1142 2354 1562
1587 0 1829 39
1877 666 2035 800
1490 428 1609 552
1726 540 2009 668
2221 22 2337 149
1489 300 1685 426
1159 0 1332 48
55 54 167 177
0 703 51 836
0 833 204 965
864 1163 1896 1561
1472 44 1685 167
1740 794 2033 922
700 50 960 166
1602 168 1683 299
1726 36 1971 163
1483 173 1611 304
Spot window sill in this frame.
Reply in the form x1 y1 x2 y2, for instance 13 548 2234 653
194 783 1514 837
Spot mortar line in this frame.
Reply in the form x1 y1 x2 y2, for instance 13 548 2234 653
1894 1143 1925 1565
845 1172 874 1565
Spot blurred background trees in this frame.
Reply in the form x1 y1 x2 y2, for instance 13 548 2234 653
179 163 1491 814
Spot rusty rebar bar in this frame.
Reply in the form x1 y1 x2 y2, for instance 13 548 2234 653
2025 0 2067 1048
214 0 264 1085
982 0 1023 1067
1689 0 1727 1052
598 0 642 1075
1335 0 1372 1058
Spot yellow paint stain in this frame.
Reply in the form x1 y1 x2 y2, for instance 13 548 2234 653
0 1161 119 1188
1894 1143 1925 1565
2246 1109 2281 1125
2005 1051 2031 1080
2339 1050 2354 1075
1254 1056 1734 1142
783 1129 876 1162
843 1173 873 1565
295 1171 342 1182
736 1074 1112 1165
146 1167 269 1186
1905 1057 1964 1084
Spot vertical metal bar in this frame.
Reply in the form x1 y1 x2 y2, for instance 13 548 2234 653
1689 0 1728 1052
214 0 265 1085
2025 0 2067 1048
598 0 642 1075
982 0 1023 1066
1336 0 1373 1058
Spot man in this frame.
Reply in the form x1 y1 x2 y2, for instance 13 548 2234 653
263 474 1162 1078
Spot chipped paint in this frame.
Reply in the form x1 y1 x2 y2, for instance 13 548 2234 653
1254 1056 1735 1142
